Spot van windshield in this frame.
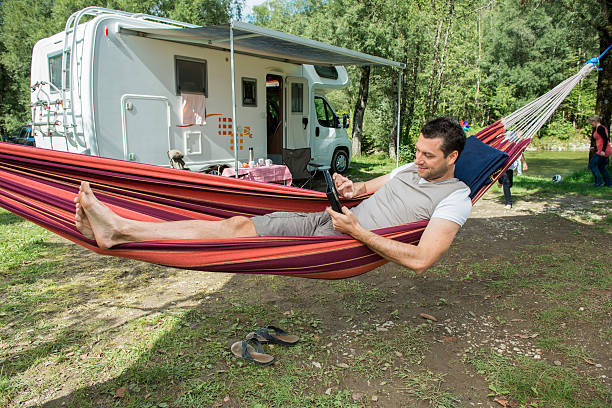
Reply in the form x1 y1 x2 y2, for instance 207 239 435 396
314 96 337 128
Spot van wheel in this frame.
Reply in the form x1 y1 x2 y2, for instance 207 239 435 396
331 149 348 174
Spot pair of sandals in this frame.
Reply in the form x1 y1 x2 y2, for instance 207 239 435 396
230 326 299 366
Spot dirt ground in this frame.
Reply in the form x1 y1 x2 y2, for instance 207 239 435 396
22 190 612 407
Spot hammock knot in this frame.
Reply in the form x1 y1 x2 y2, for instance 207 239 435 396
586 57 600 67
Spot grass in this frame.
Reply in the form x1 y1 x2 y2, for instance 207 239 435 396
466 350 609 408
331 279 389 314
522 151 588 178
453 240 611 407
345 153 397 181
1 151 611 407
398 370 461 408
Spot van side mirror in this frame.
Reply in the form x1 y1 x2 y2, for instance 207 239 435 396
342 114 350 128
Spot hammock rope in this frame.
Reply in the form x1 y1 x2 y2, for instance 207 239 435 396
503 63 598 142
0 59 599 279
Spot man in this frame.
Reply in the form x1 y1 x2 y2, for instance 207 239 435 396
587 115 611 187
75 117 471 274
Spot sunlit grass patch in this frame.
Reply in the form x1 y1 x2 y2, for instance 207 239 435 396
512 169 612 198
465 350 611 408
0 211 65 280
346 154 396 181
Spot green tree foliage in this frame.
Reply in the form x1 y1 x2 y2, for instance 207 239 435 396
168 0 239 26
0 0 606 151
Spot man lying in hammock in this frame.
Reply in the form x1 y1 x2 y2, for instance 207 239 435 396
75 117 471 274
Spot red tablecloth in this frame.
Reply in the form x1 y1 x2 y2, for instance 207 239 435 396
222 164 292 185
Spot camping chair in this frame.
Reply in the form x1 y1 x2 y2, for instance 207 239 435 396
282 148 317 188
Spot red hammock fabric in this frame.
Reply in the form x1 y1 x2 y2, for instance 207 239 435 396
0 121 526 279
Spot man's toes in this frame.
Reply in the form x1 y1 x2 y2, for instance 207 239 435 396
81 181 92 194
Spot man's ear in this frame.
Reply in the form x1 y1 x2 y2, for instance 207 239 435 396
447 150 459 165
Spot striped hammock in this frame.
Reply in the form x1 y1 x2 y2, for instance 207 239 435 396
0 62 597 279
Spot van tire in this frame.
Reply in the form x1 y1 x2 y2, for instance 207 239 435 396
331 149 349 174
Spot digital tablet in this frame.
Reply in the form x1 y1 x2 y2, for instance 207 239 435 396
323 170 343 213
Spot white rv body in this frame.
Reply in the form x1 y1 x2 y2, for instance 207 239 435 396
30 10 355 173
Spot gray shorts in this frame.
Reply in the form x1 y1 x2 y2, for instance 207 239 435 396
251 211 340 237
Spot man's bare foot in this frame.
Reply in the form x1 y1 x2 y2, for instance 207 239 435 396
76 181 126 249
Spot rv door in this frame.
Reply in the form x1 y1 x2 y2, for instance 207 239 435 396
285 77 309 149
121 95 171 166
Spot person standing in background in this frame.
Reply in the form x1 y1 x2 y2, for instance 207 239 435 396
587 115 611 187
499 155 528 209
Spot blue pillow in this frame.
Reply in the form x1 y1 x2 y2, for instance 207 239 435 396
454 136 509 198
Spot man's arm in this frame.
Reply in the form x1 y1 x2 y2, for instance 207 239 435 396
332 173 390 199
326 207 460 274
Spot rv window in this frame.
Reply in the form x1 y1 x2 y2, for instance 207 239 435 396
48 54 62 91
64 52 71 88
314 65 338 80
242 78 257 107
175 57 207 95
291 83 303 113
314 96 337 128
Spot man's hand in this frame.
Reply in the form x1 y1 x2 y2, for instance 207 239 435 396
332 172 390 199
332 173 356 198
326 206 461 274
326 206 361 235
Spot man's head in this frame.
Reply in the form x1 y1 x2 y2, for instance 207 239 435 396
415 117 466 181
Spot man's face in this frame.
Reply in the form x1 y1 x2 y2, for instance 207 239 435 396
414 134 458 181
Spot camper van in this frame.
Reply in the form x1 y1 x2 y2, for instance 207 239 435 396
30 8 403 175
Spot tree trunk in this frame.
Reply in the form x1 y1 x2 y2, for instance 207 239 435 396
594 5 611 128
403 41 422 138
352 65 371 156
475 10 482 109
425 16 444 119
431 0 455 116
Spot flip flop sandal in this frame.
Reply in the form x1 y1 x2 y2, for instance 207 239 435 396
230 337 274 366
247 325 299 346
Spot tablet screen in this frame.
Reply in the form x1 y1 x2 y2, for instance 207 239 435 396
323 170 343 213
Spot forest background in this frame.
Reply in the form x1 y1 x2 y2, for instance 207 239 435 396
0 0 610 160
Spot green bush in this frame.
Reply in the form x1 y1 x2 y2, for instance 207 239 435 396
540 118 576 141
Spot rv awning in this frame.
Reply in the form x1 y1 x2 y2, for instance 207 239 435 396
119 21 405 69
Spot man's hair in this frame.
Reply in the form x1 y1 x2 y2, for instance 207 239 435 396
421 117 466 159
588 114 601 123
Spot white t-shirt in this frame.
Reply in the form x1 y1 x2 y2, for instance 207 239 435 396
390 163 472 226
